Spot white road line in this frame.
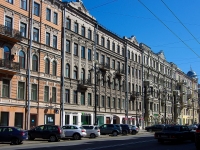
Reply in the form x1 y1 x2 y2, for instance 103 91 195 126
83 139 156 150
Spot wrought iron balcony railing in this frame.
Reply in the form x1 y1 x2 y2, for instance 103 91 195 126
0 24 22 41
115 68 125 75
0 59 20 72
79 79 92 86
99 62 110 70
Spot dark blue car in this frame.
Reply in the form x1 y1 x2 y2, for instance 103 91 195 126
0 126 28 145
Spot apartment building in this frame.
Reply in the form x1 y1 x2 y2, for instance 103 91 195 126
0 0 62 129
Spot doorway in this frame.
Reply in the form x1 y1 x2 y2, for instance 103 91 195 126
30 114 37 129
106 117 110 124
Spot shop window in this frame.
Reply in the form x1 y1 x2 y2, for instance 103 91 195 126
1 112 9 126
73 116 78 125
44 114 55 125
81 115 91 125
65 115 70 125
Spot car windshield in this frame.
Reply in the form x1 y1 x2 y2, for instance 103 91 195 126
163 126 180 131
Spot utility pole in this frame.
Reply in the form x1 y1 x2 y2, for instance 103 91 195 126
125 42 128 124
27 0 34 130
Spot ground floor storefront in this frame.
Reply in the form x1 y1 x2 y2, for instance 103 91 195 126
63 111 142 126
0 106 60 129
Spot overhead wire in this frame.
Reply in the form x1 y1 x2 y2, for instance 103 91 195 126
87 0 118 11
138 0 200 58
161 0 200 45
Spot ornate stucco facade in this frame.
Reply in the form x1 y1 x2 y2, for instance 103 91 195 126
0 0 198 129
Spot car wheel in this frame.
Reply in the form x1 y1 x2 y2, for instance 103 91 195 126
158 139 164 144
28 134 35 140
11 138 19 145
49 135 57 142
132 130 136 135
73 133 81 140
122 130 127 135
90 133 96 138
112 131 118 136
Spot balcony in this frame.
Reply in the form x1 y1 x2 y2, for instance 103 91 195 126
78 79 92 90
0 24 22 42
0 59 20 74
115 68 125 77
99 62 110 72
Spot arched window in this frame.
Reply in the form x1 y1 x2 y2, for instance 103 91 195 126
52 61 57 76
4 46 10 60
45 58 50 74
73 66 78 79
81 68 85 80
19 51 25 69
65 63 70 78
32 55 38 71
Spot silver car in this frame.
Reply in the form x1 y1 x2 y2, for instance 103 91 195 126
82 125 100 138
62 125 87 140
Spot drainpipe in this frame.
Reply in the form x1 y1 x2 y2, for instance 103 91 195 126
125 41 128 124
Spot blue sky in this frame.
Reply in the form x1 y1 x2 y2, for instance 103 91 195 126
77 0 200 80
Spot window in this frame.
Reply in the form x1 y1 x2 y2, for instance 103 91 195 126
65 89 70 103
65 64 70 78
5 16 12 33
88 29 91 40
66 40 70 52
88 93 91 106
118 98 120 108
107 97 110 108
6 0 13 4
32 55 38 71
81 92 85 105
81 26 85 37
18 82 24 99
0 112 9 126
44 59 50 74
34 2 40 16
96 52 99 61
73 90 77 104
19 51 25 69
53 12 58 24
66 18 71 30
74 43 78 56
74 23 78 33
112 42 115 51
96 95 99 106
81 46 85 58
88 49 91 61
44 114 55 125
20 22 26 37
33 28 39 42
15 113 23 128
44 86 49 102
117 45 120 54
21 0 27 10
112 60 115 69
52 87 56 103
31 84 37 101
46 8 51 21
107 40 110 49
101 55 105 64
112 98 115 108
4 46 10 60
2 79 10 97
53 35 57 48
46 32 50 46
95 34 99 45
52 61 57 76
73 66 78 79
101 37 104 46
101 96 105 107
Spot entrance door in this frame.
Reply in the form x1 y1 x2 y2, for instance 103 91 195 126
106 117 110 124
30 114 37 129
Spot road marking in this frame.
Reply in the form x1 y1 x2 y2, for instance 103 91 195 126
83 139 156 150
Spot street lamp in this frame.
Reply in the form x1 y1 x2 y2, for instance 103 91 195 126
163 89 167 124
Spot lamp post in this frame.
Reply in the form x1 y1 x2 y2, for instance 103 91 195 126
163 89 167 124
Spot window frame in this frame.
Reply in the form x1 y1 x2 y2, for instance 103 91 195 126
20 22 27 37
20 0 27 10
18 81 25 99
53 12 58 25
44 86 49 102
34 2 40 16
46 8 51 21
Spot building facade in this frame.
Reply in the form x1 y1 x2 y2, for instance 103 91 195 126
0 0 198 129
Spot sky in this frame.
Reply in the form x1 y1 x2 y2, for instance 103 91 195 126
74 0 200 81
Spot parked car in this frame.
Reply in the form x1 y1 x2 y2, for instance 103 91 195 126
195 124 200 149
130 125 139 135
154 125 195 144
99 124 122 136
82 125 100 138
62 125 87 140
118 124 131 135
28 125 65 142
0 126 28 145
188 124 198 130
145 124 165 132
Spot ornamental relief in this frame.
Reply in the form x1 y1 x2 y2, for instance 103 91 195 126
4 8 14 17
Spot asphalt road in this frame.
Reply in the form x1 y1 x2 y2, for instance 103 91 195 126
0 133 196 150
